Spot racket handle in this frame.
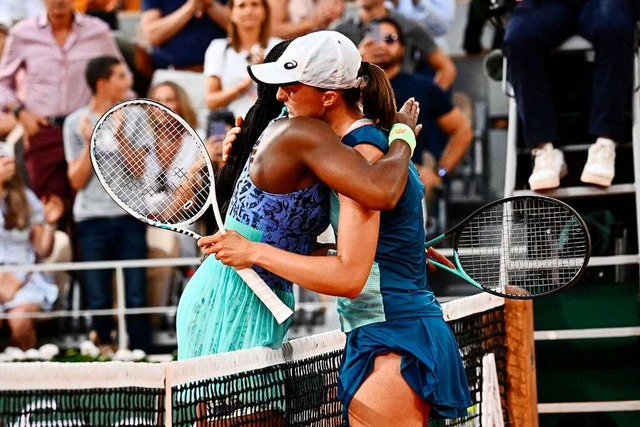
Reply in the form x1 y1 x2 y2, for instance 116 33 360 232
236 268 294 324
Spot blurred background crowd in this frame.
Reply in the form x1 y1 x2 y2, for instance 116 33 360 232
0 0 493 354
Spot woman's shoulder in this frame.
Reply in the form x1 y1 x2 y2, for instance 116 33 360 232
343 123 387 151
205 37 230 55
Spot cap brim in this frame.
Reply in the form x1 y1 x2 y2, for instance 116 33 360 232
248 62 298 86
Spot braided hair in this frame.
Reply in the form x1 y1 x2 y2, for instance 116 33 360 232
212 39 292 230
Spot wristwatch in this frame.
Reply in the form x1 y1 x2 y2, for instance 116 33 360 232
437 167 449 179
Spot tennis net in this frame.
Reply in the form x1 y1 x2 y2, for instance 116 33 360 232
0 292 523 426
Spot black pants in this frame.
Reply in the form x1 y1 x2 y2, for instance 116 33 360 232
503 0 638 147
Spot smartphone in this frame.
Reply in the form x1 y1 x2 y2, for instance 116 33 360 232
364 22 381 42
0 141 14 158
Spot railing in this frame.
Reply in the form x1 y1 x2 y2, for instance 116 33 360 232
0 257 201 350
0 257 341 351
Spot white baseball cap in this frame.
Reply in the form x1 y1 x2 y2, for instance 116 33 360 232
248 31 362 90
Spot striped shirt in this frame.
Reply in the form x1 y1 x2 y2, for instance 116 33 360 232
0 12 123 117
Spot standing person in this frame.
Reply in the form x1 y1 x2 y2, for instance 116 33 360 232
0 0 127 230
203 0 281 123
206 30 471 425
0 152 64 351
63 56 150 353
141 0 229 72
503 0 638 190
176 34 419 359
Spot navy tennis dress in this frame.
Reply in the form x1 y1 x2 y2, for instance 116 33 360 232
332 123 472 422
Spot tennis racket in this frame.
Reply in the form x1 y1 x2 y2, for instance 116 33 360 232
425 195 591 299
90 98 293 324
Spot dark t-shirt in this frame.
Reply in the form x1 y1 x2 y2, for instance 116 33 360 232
143 0 227 68
391 72 453 162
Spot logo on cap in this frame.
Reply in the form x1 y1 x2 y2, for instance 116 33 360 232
284 61 298 70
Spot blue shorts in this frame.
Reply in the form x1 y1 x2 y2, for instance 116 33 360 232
338 316 472 424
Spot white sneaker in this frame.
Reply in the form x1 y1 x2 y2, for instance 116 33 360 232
580 138 616 187
528 143 568 191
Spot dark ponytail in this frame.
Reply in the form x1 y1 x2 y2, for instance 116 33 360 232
212 39 292 230
343 62 396 130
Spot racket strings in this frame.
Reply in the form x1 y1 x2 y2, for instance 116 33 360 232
92 103 212 225
456 198 589 297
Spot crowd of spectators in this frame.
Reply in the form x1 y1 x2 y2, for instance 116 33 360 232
0 0 469 353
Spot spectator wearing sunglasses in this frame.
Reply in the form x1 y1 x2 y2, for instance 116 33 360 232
331 0 456 91
359 17 472 212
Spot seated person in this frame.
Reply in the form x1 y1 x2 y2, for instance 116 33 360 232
0 152 63 350
359 17 473 196
503 0 638 190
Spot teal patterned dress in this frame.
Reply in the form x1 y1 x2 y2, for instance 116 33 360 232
176 159 329 359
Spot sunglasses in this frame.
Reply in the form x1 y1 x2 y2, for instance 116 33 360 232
380 33 399 45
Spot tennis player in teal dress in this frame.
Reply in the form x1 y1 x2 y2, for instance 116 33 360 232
176 36 414 360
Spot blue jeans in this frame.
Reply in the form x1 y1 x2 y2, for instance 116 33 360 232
76 216 150 352
504 0 638 147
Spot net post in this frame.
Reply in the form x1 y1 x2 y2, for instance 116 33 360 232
504 292 539 427
164 362 173 427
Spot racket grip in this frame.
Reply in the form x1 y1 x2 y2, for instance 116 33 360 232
236 268 294 324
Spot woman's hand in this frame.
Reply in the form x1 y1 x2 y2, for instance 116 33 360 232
425 246 454 272
248 46 265 65
221 115 243 162
41 194 65 226
416 164 442 191
395 97 422 136
17 109 48 138
198 230 257 269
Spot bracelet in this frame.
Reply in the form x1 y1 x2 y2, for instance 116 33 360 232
12 103 25 119
437 167 449 179
388 123 416 157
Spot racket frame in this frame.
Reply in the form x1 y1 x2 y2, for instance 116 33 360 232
90 98 293 323
425 195 592 299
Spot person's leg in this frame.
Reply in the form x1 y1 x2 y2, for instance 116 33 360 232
116 216 151 352
6 304 40 350
75 219 116 347
576 0 637 186
578 0 637 142
348 352 430 427
462 0 487 55
503 0 575 148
